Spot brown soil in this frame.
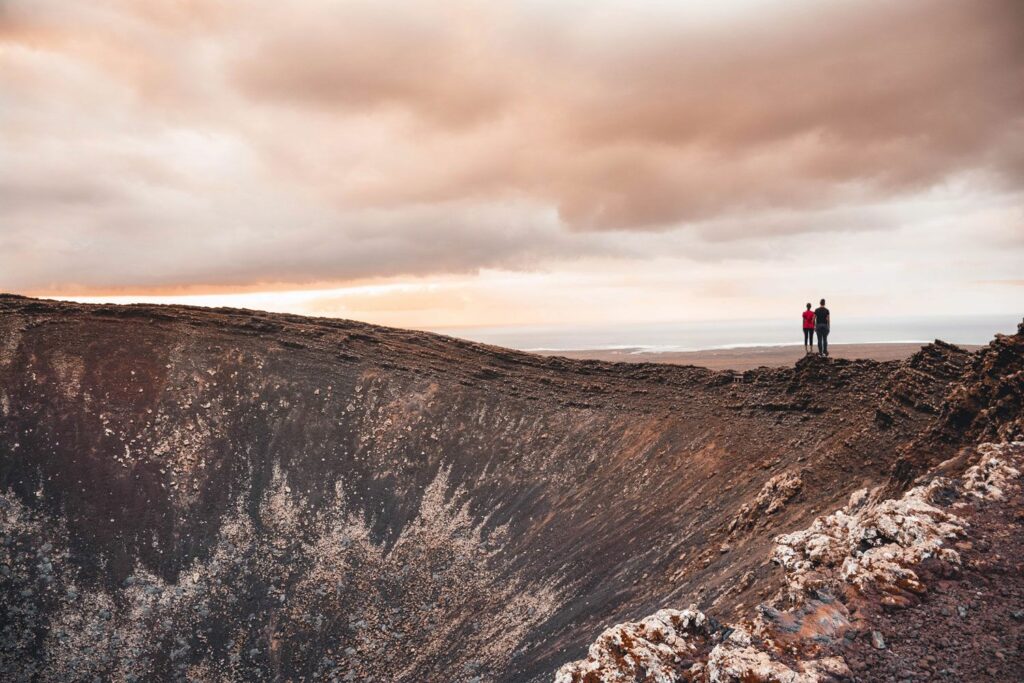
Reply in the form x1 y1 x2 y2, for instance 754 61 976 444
842 475 1024 682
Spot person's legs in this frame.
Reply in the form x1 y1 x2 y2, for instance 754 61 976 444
818 327 829 355
803 328 813 348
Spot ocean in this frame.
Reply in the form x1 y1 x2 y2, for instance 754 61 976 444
436 314 1021 353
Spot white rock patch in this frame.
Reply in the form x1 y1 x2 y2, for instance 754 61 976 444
774 441 1022 600
554 442 1023 683
554 608 709 683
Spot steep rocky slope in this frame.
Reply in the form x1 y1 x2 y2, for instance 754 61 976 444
0 295 1017 681
556 441 1024 682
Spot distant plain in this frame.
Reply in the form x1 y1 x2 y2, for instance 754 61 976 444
541 342 985 372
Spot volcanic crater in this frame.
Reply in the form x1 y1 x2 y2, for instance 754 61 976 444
0 295 1020 682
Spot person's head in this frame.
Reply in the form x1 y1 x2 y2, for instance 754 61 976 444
806 303 811 310
820 298 826 306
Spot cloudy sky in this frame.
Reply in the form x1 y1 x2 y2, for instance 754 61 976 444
2 0 1022 330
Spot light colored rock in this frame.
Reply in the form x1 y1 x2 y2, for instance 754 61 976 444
732 473 804 532
554 608 709 683
554 610 850 683
555 443 1022 683
773 442 1023 600
756 472 804 515
707 636 849 682
961 442 1022 500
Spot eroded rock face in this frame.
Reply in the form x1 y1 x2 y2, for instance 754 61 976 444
1 466 569 681
772 485 964 601
931 321 1024 445
557 442 1024 682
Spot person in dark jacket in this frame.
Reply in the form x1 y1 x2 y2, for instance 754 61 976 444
814 299 830 356
802 303 815 352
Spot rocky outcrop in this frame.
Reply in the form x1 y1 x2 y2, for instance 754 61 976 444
729 471 803 533
773 443 1021 608
935 321 1024 444
706 635 849 683
553 608 713 682
556 442 1024 682
553 606 851 683
772 485 963 603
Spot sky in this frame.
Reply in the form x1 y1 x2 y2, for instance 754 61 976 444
1 0 1022 333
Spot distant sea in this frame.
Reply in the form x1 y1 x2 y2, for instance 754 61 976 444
436 314 1021 353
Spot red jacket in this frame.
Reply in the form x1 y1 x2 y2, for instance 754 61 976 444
802 310 815 330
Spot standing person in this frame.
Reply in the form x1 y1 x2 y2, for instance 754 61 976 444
802 303 815 352
814 299 830 356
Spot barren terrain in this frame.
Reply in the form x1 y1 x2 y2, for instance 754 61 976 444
0 295 1020 682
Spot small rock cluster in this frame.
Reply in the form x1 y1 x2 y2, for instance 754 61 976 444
730 471 804 532
553 606 848 683
553 608 711 682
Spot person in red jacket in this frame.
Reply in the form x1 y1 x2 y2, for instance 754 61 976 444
802 303 815 352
